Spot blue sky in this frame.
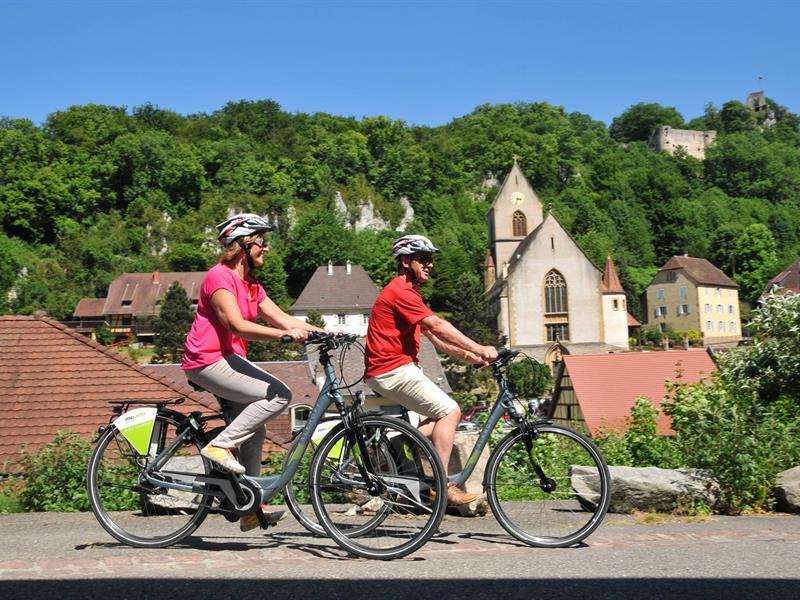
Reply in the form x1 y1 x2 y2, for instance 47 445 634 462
1 0 797 127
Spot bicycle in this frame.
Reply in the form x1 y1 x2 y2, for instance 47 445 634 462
86 332 448 560
285 346 612 548
457 348 611 547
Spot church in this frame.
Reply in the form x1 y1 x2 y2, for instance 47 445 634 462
484 160 631 366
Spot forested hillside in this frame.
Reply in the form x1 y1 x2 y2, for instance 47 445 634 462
1 97 798 332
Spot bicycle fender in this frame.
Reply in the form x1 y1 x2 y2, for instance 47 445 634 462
112 407 158 455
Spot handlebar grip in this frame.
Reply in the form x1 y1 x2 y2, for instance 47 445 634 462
280 335 293 343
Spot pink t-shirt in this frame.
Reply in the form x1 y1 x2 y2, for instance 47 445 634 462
181 263 266 370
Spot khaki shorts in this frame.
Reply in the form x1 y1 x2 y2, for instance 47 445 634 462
365 363 458 420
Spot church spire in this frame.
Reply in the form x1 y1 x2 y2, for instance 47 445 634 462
601 256 624 293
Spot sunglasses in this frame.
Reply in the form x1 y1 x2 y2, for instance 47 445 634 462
413 254 434 265
252 238 269 248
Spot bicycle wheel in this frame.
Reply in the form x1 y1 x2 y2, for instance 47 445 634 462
283 439 326 536
486 424 611 548
87 413 214 548
309 416 447 560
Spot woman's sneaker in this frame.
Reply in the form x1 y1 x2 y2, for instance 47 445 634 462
240 507 287 531
200 444 245 474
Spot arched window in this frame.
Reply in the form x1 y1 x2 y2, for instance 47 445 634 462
544 270 568 314
512 211 527 237
544 270 569 342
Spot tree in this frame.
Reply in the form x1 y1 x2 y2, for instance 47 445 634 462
719 100 756 133
733 223 778 303
285 210 356 297
609 103 685 143
152 282 194 363
305 310 326 329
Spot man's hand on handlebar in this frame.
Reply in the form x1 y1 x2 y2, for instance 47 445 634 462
477 345 499 362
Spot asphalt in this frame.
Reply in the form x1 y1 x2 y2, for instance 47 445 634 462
1 508 799 599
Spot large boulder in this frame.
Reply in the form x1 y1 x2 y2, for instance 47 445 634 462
447 431 490 516
774 466 800 513
571 465 718 514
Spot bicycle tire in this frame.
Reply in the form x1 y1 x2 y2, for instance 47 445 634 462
486 424 611 548
309 416 447 560
87 413 214 548
283 440 326 536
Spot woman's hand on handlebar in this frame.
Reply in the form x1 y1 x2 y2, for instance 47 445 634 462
282 328 309 343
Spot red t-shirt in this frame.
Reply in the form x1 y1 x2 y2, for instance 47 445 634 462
181 263 267 370
364 275 434 378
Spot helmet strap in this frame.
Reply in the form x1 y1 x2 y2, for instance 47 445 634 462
237 239 255 271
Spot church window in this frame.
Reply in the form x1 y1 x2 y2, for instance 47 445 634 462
512 211 527 237
546 323 569 342
544 270 568 314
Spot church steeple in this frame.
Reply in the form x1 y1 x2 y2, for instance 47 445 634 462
487 159 545 275
600 256 624 294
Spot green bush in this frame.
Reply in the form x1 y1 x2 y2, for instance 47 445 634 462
20 431 93 512
0 480 24 513
594 398 678 468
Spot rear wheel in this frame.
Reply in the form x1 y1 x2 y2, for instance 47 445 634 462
486 424 610 548
310 416 447 560
87 414 213 548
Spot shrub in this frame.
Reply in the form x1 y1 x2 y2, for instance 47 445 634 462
19 431 93 512
663 378 800 514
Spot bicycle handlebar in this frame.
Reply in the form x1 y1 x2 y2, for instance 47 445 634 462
473 347 520 369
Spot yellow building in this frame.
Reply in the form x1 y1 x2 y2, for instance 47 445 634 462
644 256 741 345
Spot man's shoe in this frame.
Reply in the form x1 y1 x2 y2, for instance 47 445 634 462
430 483 479 506
201 444 245 475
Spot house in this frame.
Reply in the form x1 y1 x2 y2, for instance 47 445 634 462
70 271 206 340
643 255 742 346
762 258 800 297
147 362 320 453
485 159 631 367
0 314 213 473
549 350 717 436
290 262 379 335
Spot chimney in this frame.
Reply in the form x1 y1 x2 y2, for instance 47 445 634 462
327 261 333 275
346 261 352 275
152 270 160 284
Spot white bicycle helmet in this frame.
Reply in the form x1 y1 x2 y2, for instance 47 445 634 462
216 213 274 246
391 234 439 259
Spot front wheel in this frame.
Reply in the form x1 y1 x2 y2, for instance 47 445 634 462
87 414 214 548
486 424 611 548
309 416 447 560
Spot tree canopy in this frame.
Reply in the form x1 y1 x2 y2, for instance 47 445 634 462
1 95 798 323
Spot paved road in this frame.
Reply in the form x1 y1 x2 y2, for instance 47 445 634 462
1 508 798 599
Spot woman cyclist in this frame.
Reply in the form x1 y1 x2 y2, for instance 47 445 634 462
181 213 324 530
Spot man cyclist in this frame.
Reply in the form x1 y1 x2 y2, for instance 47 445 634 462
364 234 498 505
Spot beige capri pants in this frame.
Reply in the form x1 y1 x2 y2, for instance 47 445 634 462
365 362 458 420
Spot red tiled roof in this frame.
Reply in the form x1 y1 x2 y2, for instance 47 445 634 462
627 313 641 327
290 265 379 311
103 271 206 317
73 298 107 318
660 256 737 288
560 350 716 436
0 314 213 473
763 258 800 296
